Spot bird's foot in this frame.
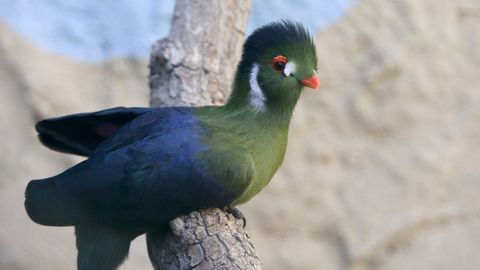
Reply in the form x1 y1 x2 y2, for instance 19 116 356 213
225 207 247 228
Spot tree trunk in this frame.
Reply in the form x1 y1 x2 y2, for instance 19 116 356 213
147 0 261 269
149 0 251 107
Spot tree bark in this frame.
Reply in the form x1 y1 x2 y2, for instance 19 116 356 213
147 0 261 269
147 209 261 270
149 0 251 107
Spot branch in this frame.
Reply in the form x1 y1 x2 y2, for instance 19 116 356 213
147 209 261 269
147 0 261 269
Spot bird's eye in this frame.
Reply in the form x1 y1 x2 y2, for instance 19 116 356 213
271 55 287 72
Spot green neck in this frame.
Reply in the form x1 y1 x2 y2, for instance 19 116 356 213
223 68 300 127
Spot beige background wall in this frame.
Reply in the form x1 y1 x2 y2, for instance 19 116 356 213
1 0 479 269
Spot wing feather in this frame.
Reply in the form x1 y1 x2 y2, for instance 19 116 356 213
36 107 151 156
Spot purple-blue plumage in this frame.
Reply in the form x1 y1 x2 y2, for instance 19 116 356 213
35 107 151 156
27 107 240 228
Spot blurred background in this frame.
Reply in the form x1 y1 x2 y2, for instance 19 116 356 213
1 0 479 269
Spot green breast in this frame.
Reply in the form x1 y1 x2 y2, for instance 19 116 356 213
231 130 288 205
195 105 290 206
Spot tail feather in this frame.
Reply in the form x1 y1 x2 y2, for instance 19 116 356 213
26 180 143 269
76 224 138 270
25 179 85 226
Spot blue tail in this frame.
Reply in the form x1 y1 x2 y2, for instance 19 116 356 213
75 224 139 270
25 179 86 226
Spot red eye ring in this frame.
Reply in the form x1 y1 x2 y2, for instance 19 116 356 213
271 55 287 72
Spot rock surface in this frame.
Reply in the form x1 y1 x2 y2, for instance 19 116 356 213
0 21 151 270
1 0 480 269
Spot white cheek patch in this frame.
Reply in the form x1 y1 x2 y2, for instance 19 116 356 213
283 61 296 76
249 63 266 112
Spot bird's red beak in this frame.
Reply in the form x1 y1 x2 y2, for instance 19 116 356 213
300 74 320 90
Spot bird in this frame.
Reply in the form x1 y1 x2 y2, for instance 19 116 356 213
25 21 319 270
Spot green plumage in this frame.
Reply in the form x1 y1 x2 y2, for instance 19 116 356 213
195 105 289 204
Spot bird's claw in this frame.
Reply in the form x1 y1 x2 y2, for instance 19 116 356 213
225 207 247 228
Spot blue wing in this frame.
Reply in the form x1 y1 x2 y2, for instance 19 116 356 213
36 107 152 156
26 107 253 227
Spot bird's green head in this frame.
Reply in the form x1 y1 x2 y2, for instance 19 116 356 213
228 21 319 113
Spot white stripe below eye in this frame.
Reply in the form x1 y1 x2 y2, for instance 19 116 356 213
249 63 266 112
284 61 296 76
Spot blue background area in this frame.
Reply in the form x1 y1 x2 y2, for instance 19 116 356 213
0 0 355 62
